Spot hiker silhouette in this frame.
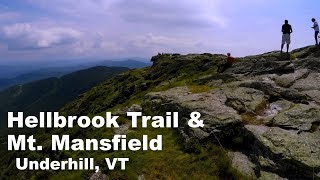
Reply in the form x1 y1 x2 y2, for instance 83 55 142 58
311 18 319 46
281 20 293 53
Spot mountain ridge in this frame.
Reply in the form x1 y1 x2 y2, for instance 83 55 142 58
0 59 151 91
1 46 320 179
61 46 320 179
0 66 129 128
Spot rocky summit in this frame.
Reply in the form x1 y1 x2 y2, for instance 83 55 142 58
142 46 320 179
57 46 320 179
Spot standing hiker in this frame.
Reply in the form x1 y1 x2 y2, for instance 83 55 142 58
311 18 319 46
218 53 235 73
281 20 293 53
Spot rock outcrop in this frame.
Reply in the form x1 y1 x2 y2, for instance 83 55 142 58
142 47 320 179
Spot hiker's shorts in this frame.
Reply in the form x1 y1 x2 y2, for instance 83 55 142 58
282 34 291 44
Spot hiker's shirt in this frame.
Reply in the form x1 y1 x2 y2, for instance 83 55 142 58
282 24 292 34
226 56 235 65
314 21 319 32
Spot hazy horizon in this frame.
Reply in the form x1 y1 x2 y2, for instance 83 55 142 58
0 0 319 63
0 57 150 66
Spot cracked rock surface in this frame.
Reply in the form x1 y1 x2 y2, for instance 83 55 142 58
142 46 320 179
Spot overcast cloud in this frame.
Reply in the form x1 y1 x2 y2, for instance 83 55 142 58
0 0 318 62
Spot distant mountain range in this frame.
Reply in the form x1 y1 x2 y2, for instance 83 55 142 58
0 66 129 128
98 59 151 69
0 59 151 90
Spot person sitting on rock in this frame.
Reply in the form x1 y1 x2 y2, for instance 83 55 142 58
311 18 319 46
217 53 235 73
281 20 293 53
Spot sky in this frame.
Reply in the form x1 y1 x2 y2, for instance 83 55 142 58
0 0 318 63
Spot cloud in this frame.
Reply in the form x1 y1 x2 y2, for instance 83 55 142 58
124 33 208 55
109 0 227 28
0 12 20 22
25 0 227 28
1 23 82 50
1 0 227 55
0 0 314 61
26 0 116 18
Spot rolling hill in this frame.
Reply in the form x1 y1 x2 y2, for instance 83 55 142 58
0 59 150 90
0 66 129 128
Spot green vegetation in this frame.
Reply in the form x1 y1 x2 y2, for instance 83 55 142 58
1 117 246 179
61 54 224 116
188 85 212 93
0 54 248 179
0 66 129 129
290 53 297 60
